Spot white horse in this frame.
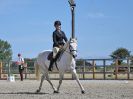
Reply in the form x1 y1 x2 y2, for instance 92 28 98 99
35 38 85 94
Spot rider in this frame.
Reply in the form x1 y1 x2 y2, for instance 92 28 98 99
48 20 68 71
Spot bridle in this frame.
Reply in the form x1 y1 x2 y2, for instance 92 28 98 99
63 40 77 58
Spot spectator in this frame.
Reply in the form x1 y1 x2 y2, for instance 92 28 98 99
16 53 24 81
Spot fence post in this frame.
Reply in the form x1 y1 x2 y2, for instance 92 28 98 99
83 60 85 80
115 59 118 80
0 62 2 79
127 58 130 80
103 59 106 80
24 63 27 79
8 61 11 77
92 60 95 79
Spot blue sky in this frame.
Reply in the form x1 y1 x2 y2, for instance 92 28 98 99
0 0 133 59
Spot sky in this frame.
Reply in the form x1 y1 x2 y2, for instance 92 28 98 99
0 0 133 60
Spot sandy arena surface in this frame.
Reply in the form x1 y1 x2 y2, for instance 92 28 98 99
0 80 133 99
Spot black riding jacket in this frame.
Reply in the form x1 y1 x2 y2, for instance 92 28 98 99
53 30 68 47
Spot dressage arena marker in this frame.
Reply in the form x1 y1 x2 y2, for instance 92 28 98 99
8 75 15 82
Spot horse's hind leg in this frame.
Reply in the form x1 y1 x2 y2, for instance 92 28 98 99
45 73 57 93
71 69 85 94
36 74 45 93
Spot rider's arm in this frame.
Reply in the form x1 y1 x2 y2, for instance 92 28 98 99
53 32 58 46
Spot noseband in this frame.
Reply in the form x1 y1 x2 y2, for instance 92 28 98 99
69 44 77 53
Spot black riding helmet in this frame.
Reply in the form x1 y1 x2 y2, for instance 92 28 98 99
54 20 61 26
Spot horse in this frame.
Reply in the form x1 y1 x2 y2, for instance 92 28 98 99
35 38 85 94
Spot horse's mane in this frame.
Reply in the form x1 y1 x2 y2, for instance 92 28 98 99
63 38 77 51
63 41 70 50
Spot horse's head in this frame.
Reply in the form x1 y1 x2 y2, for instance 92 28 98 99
69 38 77 58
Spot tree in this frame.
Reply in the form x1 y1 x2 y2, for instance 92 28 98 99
0 39 12 61
110 47 131 65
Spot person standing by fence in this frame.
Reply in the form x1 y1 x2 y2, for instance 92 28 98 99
16 53 24 81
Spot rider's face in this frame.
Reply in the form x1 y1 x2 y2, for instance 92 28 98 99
55 25 61 31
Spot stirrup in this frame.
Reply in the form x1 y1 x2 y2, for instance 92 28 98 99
48 68 52 71
48 65 53 71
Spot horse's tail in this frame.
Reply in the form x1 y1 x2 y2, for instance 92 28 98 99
34 60 40 80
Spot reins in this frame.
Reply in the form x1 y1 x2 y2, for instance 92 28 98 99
62 41 76 58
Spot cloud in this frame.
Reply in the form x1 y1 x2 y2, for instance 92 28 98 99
87 12 106 18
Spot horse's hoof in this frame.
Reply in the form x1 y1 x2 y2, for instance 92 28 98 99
54 91 59 93
36 90 40 93
81 90 85 94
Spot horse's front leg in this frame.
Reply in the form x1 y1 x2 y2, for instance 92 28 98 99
36 74 45 93
57 73 64 93
71 69 85 94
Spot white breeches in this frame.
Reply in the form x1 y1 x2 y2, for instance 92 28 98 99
53 47 60 58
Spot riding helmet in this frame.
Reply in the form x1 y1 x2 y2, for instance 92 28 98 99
54 20 61 26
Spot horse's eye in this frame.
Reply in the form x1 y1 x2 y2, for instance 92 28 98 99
69 45 72 49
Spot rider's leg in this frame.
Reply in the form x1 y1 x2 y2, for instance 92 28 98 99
53 47 60 58
48 47 59 71
48 58 54 71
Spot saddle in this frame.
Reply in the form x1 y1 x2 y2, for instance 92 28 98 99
47 49 64 61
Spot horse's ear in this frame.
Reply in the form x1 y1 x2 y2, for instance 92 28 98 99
72 38 77 42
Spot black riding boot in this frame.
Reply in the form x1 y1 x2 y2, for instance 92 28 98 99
48 58 54 71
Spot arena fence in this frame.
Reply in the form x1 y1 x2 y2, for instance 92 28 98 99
0 58 133 80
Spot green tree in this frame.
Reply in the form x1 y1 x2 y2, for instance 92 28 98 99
110 47 131 65
0 39 12 61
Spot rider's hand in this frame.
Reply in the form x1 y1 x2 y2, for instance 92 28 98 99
58 45 62 48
